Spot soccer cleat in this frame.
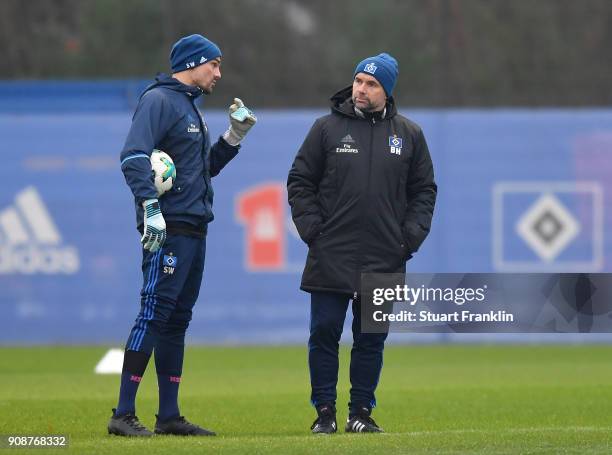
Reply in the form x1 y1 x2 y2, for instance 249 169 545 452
310 403 337 434
154 415 216 436
107 408 153 437
345 407 384 433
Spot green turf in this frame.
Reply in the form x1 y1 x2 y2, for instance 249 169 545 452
1 345 612 454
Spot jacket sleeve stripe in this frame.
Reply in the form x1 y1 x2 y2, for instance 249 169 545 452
120 153 150 167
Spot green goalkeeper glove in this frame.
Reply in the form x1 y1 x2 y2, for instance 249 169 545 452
223 98 257 146
141 199 166 252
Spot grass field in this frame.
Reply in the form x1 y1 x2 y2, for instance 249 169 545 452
1 345 612 454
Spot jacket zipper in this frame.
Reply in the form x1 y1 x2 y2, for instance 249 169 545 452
189 99 209 202
354 116 377 299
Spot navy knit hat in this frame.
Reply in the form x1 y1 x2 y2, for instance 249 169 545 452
170 34 222 73
353 53 399 96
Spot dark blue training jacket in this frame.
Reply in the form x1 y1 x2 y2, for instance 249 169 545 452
120 73 239 230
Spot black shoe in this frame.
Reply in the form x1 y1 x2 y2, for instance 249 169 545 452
345 407 384 433
154 415 216 436
108 408 153 437
310 403 337 434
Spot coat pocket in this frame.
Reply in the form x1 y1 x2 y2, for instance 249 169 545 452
393 222 413 262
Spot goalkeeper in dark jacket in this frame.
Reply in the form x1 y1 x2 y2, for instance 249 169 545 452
108 34 256 437
288 53 436 434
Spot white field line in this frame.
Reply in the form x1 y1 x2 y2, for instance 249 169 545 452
381 426 612 437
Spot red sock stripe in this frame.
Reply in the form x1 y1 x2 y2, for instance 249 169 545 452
169 376 181 383
130 375 142 383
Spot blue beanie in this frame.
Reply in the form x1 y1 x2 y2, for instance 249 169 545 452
170 34 222 73
353 53 399 96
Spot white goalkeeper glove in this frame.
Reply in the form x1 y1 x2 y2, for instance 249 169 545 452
141 198 166 252
223 98 257 146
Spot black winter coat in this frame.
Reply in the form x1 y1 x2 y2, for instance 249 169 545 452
287 87 437 295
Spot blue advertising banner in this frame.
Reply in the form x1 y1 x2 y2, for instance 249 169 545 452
0 82 611 343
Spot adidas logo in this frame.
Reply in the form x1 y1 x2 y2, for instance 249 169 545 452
312 421 336 432
340 134 355 143
349 419 367 432
0 187 79 274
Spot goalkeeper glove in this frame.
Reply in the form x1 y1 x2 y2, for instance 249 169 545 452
141 199 166 252
223 98 257 146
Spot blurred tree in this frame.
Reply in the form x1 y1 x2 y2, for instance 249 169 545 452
0 0 610 107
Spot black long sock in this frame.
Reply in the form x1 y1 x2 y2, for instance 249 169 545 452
115 350 151 416
155 341 185 421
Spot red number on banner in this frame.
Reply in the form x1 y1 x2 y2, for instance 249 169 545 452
236 183 285 270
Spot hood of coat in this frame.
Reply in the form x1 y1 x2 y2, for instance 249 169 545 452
140 73 204 100
329 85 398 119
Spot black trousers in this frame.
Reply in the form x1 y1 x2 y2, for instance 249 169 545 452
308 291 388 411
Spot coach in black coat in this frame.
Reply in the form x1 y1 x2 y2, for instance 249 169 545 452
287 53 436 434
